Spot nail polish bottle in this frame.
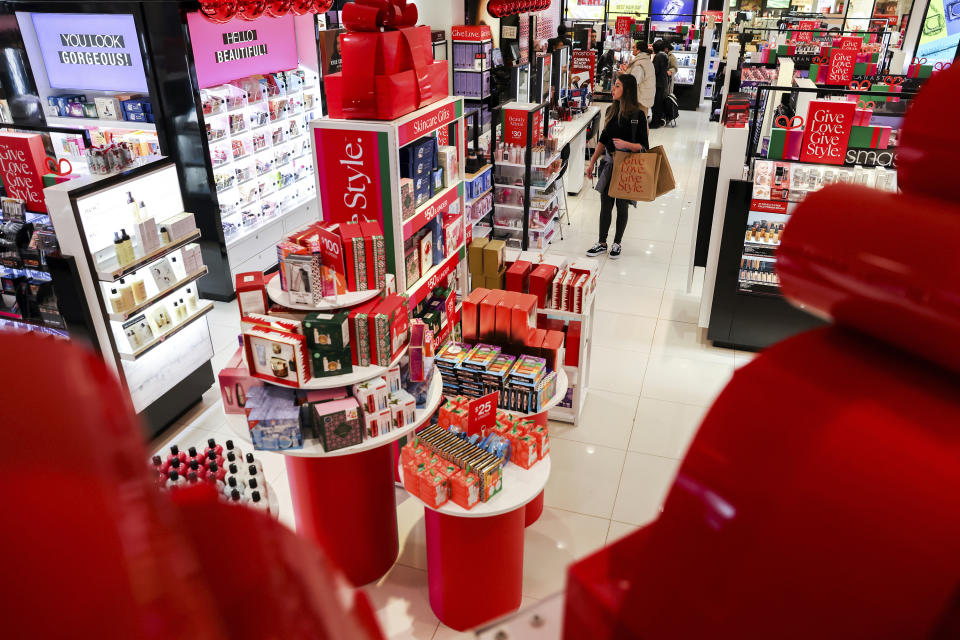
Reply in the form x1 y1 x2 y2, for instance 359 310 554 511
230 488 243 503
247 477 267 500
227 463 247 488
205 449 224 469
167 444 187 465
222 475 242 498
205 437 223 460
224 451 240 471
186 471 199 485
246 464 262 487
245 453 263 476
208 461 226 484
249 490 268 512
224 439 243 460
167 470 186 489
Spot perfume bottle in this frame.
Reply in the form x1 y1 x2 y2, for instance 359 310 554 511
117 278 135 310
171 301 180 322
119 229 135 263
185 287 198 312
113 232 124 264
170 255 185 280
160 226 170 244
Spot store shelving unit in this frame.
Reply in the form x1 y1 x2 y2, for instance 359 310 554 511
539 297 594 426
311 97 469 349
45 159 215 439
452 26 495 133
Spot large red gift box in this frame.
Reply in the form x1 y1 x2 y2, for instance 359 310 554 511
326 25 449 121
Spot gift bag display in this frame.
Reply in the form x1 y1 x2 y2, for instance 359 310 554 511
606 145 674 202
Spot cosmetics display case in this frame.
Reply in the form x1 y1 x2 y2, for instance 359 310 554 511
452 26 495 133
44 159 215 439
310 96 469 350
707 84 913 350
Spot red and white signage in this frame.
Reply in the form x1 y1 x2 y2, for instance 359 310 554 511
315 128 386 227
571 50 596 89
795 20 817 43
316 225 346 297
615 16 634 35
826 48 857 85
504 108 543 147
451 25 493 42
408 249 459 309
751 199 789 214
839 36 863 51
466 391 499 436
398 101 457 146
800 100 856 165
402 183 460 240
0 132 50 213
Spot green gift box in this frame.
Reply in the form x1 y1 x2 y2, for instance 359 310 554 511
768 128 786 160
870 83 891 102
777 44 788 55
769 50 778 64
310 346 353 378
917 65 933 78
848 125 873 148
303 311 350 352
854 62 868 75
809 62 820 80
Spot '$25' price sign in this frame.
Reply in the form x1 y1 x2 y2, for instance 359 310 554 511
467 391 499 436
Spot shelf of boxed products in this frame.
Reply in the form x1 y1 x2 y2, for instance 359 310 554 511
406 244 465 310
465 186 493 205
496 152 561 170
255 344 411 391
95 229 201 282
400 452 551 518
497 367 568 418
225 367 444 459
222 185 316 250
46 115 157 132
107 266 209 322
118 302 214 361
402 180 464 241
264 273 382 312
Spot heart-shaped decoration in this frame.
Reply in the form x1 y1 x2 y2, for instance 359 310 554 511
45 156 72 177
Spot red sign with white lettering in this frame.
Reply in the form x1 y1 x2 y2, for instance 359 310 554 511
504 108 543 147
839 36 863 51
0 133 49 213
466 391 499 436
799 100 856 165
571 50 595 89
795 20 817 43
826 48 857 85
407 250 459 309
751 199 789 214
315 128 386 227
615 16 634 35
398 101 457 147
316 225 346 297
451 25 492 42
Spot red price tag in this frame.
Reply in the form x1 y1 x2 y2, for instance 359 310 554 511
467 391 499 436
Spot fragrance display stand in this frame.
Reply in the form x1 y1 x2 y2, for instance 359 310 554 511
401 372 567 631
225 345 444 587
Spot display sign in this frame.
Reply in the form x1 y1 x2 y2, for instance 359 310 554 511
800 100 856 165
567 0 649 20
570 50 596 89
839 36 863 51
750 199 789 214
650 0 694 22
397 100 458 146
615 16 635 34
186 12 298 89
315 128 388 229
451 25 493 42
504 108 543 147
826 48 857 85
0 133 50 213
30 12 148 92
316 226 346 298
466 391 499 436
795 20 818 43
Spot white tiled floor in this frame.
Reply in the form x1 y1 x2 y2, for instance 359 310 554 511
153 107 736 639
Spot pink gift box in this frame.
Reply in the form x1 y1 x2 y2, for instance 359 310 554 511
854 108 874 126
218 348 263 415
785 129 804 160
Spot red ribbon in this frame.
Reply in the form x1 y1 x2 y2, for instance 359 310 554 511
812 56 826 64
342 0 418 32
911 57 927 65
883 75 904 85
858 100 876 109
45 157 72 177
849 80 871 90
934 61 952 71
774 115 804 130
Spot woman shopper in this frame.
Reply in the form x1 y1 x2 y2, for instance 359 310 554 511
650 39 670 129
622 39 655 115
584 74 650 259
665 40 679 96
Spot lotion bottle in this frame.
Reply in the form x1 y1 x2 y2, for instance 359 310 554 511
109 288 124 313
132 276 147 304
118 278 135 310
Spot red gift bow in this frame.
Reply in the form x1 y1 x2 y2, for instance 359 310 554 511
849 80 871 90
934 61 952 71
884 75 904 85
911 57 927 65
342 0 418 31
812 56 826 64
45 156 72 177
774 115 804 130
858 99 876 108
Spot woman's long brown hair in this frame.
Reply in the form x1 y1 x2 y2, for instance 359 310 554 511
605 73 642 128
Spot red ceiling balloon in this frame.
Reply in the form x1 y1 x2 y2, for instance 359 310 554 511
313 0 334 13
290 0 315 15
264 0 294 18
199 0 238 23
236 0 267 20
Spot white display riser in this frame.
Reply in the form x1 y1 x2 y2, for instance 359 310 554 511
226 196 319 285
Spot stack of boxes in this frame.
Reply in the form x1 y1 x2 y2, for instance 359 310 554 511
468 237 506 290
344 293 409 367
400 136 439 209
46 93 153 123
303 311 352 378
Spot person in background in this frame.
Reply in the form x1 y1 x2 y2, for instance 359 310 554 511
584 73 650 260
650 40 670 129
547 24 572 51
666 40 679 96
622 39 655 115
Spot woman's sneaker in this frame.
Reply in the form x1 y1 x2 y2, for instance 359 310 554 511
586 242 607 257
610 243 622 259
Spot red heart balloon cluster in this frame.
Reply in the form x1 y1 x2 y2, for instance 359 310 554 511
488 0 552 18
199 0 332 23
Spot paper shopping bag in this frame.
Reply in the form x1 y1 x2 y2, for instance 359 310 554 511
649 145 676 197
606 150 660 202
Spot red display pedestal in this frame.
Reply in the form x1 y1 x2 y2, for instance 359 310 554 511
525 491 544 526
286 446 398 586
425 507 526 630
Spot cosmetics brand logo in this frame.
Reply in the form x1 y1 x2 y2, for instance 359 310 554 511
316 128 386 229
799 100 856 165
845 148 896 168
571 50 596 89
827 49 857 85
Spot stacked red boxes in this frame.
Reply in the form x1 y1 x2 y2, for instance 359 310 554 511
478 289 505 340
337 222 368 291
347 298 380 366
565 321 582 367
368 294 409 365
461 287 489 342
511 293 537 345
505 260 533 293
529 264 558 307
359 220 387 291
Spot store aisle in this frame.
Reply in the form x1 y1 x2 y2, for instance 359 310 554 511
152 107 751 640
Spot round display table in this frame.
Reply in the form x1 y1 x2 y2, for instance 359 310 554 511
402 457 551 631
264 272 381 311
226 361 443 587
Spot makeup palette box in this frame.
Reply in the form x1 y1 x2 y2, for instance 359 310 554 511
352 376 389 414
161 212 197 241
437 146 458 187
276 241 305 290
359 220 387 291
443 213 463 258
436 341 470 374
310 348 353 377
236 272 269 317
495 292 514 341
348 299 380 366
336 222 368 291
461 287 488 341
248 403 304 451
282 253 315 305
461 343 501 371
181 243 204 274
94 96 122 120
389 389 417 430
419 231 434 274
409 320 432 382
405 245 421 286
313 397 363 452
386 363 402 393
511 293 538 344
243 326 311 388
303 311 350 351
369 294 409 366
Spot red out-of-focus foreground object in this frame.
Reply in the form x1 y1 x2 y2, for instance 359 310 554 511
0 331 384 640
562 65 960 637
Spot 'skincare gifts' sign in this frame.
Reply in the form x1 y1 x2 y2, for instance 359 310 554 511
186 12 298 89
800 100 856 165
0 133 50 213
31 12 148 92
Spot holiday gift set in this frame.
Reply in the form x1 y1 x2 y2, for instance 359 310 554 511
324 1 449 120
438 400 550 470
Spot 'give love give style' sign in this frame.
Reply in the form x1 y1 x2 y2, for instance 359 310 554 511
799 100 856 165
